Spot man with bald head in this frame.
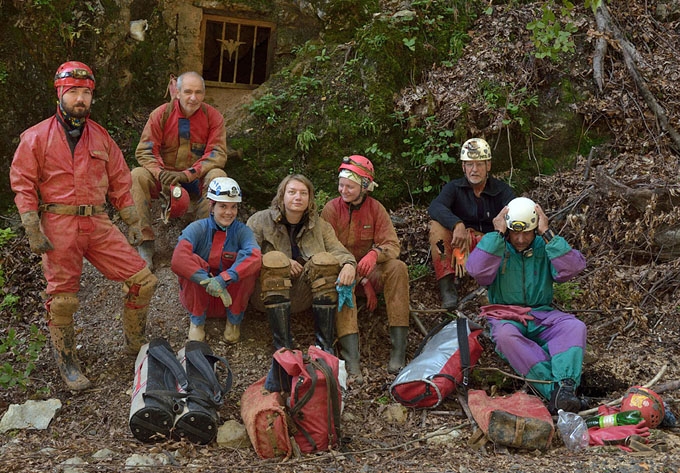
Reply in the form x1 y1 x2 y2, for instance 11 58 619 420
131 71 228 269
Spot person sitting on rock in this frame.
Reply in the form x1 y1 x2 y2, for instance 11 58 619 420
171 177 261 343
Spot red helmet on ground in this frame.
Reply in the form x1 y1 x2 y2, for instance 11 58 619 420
621 386 665 428
54 61 96 91
338 155 378 191
161 185 190 223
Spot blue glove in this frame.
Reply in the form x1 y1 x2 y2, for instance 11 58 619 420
336 282 355 311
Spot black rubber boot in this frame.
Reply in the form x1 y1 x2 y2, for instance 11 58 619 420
312 295 336 354
264 300 292 392
388 326 408 374
549 378 581 414
438 274 458 310
339 333 363 384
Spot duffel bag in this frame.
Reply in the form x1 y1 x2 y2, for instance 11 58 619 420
274 346 342 453
175 340 233 445
390 318 483 408
240 377 292 459
467 389 554 451
129 339 188 442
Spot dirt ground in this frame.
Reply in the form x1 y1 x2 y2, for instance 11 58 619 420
1 200 679 473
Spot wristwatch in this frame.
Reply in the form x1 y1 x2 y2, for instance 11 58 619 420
541 228 555 243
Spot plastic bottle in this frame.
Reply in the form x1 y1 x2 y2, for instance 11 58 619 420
584 410 643 429
556 409 589 452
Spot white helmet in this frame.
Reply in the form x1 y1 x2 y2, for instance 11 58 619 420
207 177 242 202
505 197 538 232
460 138 492 161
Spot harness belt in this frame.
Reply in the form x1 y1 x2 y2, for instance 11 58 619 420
40 204 107 216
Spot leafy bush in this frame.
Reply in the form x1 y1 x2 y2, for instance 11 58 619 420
0 326 47 390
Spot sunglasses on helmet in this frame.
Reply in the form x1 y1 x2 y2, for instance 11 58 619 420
55 69 95 81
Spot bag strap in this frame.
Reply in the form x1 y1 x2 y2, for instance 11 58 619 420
289 357 319 452
311 357 343 445
148 341 190 391
457 317 471 392
185 348 233 406
413 318 451 357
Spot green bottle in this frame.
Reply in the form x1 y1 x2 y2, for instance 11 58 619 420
584 410 643 428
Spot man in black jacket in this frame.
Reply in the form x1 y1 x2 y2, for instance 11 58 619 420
428 138 515 310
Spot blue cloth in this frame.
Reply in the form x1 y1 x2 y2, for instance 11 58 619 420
336 282 355 310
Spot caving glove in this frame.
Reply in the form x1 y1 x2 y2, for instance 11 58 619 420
20 211 54 254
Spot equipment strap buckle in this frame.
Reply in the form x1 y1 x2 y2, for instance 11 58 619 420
77 205 94 216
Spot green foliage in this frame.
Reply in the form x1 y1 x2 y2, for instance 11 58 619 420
0 228 17 288
0 62 8 85
400 115 459 194
0 325 47 390
408 263 430 280
481 82 539 132
526 1 577 62
553 281 583 310
295 128 318 152
376 395 390 405
248 93 282 126
314 188 332 211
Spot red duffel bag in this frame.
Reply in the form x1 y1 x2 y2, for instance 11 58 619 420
240 376 292 459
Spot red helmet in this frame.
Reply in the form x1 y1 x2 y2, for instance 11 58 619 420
161 185 190 223
54 61 96 91
339 155 374 181
621 386 665 428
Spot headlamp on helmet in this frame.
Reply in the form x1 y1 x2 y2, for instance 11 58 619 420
208 177 242 203
54 61 96 91
338 155 378 191
460 138 491 161
505 197 538 232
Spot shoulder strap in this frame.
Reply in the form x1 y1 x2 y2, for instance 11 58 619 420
457 317 471 389
148 340 189 391
160 101 210 131
311 357 342 445
185 348 233 406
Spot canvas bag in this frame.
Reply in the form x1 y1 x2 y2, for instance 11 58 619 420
174 341 232 445
468 389 555 451
390 318 483 408
274 346 343 453
129 339 189 442
240 376 292 459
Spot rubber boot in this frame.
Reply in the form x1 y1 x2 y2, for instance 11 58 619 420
438 274 458 310
122 306 147 355
223 320 240 343
48 324 92 391
312 300 336 354
388 326 408 374
138 240 155 271
339 333 363 384
264 301 293 392
188 323 206 341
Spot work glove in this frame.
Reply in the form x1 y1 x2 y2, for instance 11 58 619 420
336 282 355 311
119 206 144 247
480 304 535 326
20 211 53 254
453 247 468 278
360 278 378 312
200 277 232 307
357 250 378 278
588 422 650 452
159 169 189 187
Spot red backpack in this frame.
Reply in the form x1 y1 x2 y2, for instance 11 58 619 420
274 346 342 453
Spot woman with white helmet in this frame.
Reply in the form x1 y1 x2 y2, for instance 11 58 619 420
171 177 261 342
466 197 587 414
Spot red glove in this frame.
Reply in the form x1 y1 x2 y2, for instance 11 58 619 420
361 279 378 312
357 250 378 277
480 304 535 326
588 422 650 452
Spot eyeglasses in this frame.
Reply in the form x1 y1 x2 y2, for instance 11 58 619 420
55 69 95 82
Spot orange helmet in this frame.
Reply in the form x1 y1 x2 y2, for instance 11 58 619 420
338 155 378 191
621 386 665 428
161 185 190 223
54 61 96 91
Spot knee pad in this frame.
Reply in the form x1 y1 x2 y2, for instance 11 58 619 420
260 251 292 303
307 252 340 299
46 293 79 326
123 267 159 307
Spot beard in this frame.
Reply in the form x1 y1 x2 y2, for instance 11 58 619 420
61 100 91 119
